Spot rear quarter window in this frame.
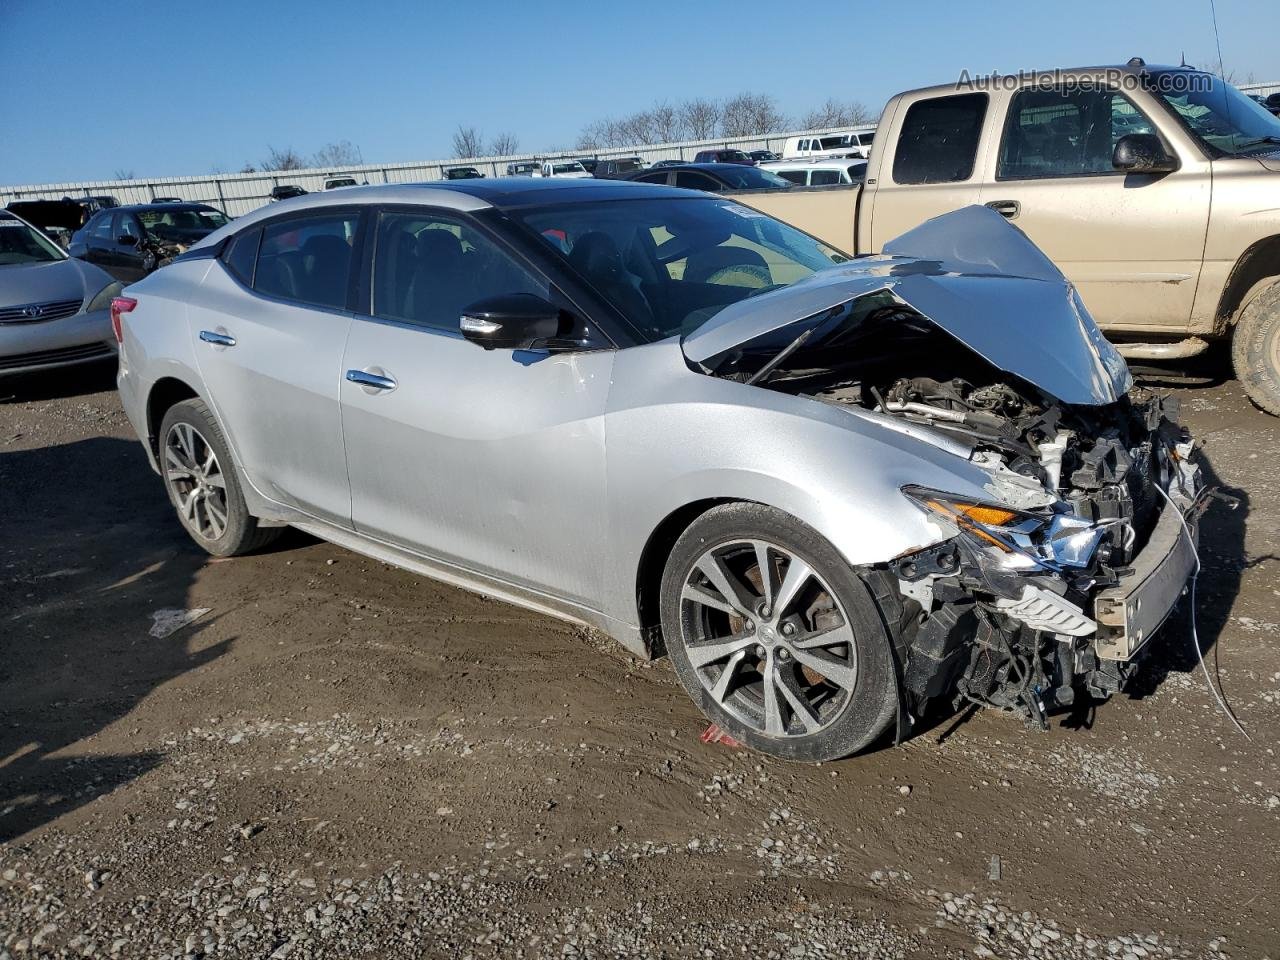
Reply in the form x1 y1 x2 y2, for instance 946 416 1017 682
221 228 261 286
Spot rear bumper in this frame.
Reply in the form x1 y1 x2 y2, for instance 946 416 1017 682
1093 488 1200 661
0 307 116 375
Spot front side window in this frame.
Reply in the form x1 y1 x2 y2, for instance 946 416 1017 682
0 214 66 265
1147 71 1280 156
371 211 547 333
514 196 847 343
997 88 1155 180
117 215 140 241
253 212 358 310
892 93 988 184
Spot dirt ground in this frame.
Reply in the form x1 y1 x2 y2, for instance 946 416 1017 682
1 361 1277 960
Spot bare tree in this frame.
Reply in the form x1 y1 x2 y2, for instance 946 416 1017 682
679 98 721 140
801 98 872 130
452 126 485 159
240 162 258 174
311 140 363 168
261 145 305 171
720 92 787 138
112 168 136 181
489 132 520 156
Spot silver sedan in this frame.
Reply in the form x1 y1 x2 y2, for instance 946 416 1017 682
115 180 1202 761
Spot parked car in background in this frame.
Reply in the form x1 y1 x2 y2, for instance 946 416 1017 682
506 161 540 177
781 131 874 160
270 185 308 202
749 149 781 163
70 203 229 282
0 209 121 375
324 176 360 190
649 159 685 169
592 157 646 179
575 158 600 174
1266 93 1280 116
445 166 485 180
761 158 867 186
540 159 592 179
693 148 756 165
114 179 1202 760
5 198 85 248
735 59 1280 414
628 163 792 192
153 196 184 203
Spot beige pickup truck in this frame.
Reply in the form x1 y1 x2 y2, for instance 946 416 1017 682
736 59 1280 414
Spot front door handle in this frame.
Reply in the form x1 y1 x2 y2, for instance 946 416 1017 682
345 369 397 391
198 330 236 347
985 199 1021 219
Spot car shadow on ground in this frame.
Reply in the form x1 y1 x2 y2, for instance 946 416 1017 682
0 436 225 843
0 358 119 405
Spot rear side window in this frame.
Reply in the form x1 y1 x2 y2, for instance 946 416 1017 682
222 227 261 285
253 212 358 310
91 214 114 240
776 170 806 185
674 171 722 191
892 93 988 184
810 169 841 186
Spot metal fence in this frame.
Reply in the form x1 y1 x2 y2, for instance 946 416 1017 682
0 126 875 218
1240 80 1280 98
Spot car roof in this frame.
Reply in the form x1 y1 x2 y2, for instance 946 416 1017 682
897 61 1193 100
636 163 749 174
109 202 221 214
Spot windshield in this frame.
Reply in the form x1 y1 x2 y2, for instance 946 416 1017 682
1148 71 1280 156
514 196 848 343
0 215 66 265
137 207 228 240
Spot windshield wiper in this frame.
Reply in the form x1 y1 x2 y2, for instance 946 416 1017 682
1236 135 1280 149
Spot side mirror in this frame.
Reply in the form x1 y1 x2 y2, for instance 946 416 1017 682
459 294 565 351
1112 134 1178 174
117 234 139 246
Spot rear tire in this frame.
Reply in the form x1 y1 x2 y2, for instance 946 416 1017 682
158 398 281 557
1232 280 1280 416
659 503 898 762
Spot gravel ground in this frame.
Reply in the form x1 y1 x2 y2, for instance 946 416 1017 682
1 362 1278 959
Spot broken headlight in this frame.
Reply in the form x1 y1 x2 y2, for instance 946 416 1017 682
901 486 1106 572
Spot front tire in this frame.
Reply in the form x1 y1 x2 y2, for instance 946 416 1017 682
158 398 281 557
659 503 898 761
1232 280 1280 416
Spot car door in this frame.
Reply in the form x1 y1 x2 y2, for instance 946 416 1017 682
865 91 993 251
82 212 120 276
113 213 150 282
189 209 361 527
339 207 614 606
977 86 1210 331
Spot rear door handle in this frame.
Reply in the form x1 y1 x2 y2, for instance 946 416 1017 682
199 330 236 346
985 200 1021 219
345 369 397 391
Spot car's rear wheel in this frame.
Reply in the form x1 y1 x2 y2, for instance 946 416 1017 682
159 398 281 557
1232 280 1280 416
659 503 898 761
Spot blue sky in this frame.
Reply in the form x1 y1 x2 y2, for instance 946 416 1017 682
1 0 1276 185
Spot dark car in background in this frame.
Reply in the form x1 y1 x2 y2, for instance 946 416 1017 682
70 203 229 282
749 149 781 163
574 158 600 174
592 157 646 179
445 166 485 180
692 148 756 166
269 185 308 202
628 163 792 192
5 198 86 248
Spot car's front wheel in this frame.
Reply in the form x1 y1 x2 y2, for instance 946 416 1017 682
659 503 898 761
158 398 281 557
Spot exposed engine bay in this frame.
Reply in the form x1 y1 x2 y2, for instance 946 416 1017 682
703 295 1205 729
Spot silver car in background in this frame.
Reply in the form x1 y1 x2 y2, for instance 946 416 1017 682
115 180 1203 761
0 210 121 375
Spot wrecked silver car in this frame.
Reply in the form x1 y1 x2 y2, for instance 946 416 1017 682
115 181 1204 761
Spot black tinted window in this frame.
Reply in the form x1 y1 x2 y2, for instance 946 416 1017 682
253 213 358 310
222 228 261 285
674 171 722 191
91 214 114 240
892 93 988 184
810 169 841 185
998 88 1155 180
372 212 546 332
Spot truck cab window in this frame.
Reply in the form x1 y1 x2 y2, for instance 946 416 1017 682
892 93 988 185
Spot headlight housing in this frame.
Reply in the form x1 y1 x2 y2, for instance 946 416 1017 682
902 485 1105 571
85 280 124 314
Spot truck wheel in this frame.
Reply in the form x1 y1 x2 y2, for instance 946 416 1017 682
659 503 899 761
1232 280 1280 416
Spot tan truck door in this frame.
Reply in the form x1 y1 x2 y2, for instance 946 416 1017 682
977 86 1211 335
865 91 996 250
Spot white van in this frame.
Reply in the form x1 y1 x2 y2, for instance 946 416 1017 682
781 131 874 160
761 159 868 186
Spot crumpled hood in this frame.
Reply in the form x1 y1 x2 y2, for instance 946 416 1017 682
682 205 1133 406
0 257 115 309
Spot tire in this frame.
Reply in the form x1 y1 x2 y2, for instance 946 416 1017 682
158 398 281 557
1232 280 1280 416
659 503 899 762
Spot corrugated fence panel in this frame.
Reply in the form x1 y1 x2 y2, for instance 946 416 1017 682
0 127 873 217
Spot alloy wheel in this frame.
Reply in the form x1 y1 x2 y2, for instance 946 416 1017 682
163 421 229 540
679 539 858 739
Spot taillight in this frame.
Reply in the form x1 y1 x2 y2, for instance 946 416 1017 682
110 296 137 343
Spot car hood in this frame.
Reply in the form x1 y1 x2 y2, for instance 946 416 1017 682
681 205 1132 406
0 257 115 308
